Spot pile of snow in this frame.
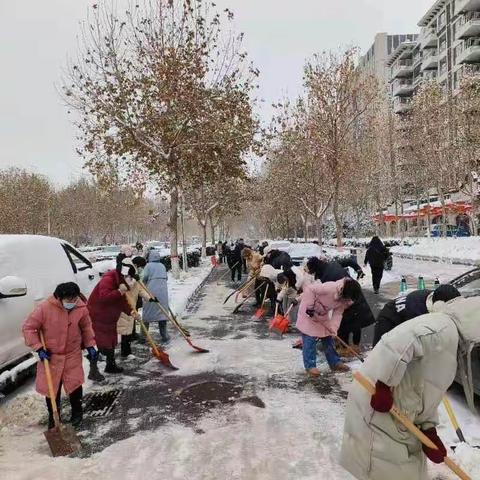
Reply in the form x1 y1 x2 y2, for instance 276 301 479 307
391 237 480 264
0 393 45 429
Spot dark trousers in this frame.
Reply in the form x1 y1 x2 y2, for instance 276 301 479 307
230 261 242 281
46 383 82 424
371 267 384 291
255 280 276 313
337 323 362 346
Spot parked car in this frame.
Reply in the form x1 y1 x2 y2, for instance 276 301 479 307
450 268 480 402
289 243 322 266
429 224 471 237
0 235 103 388
94 245 122 261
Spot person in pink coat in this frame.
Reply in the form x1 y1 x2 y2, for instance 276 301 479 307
22 282 98 429
297 278 361 376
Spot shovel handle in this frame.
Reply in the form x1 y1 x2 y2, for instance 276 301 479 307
353 372 471 480
39 331 61 428
443 396 467 443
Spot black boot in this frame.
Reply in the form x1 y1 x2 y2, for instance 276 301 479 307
104 349 124 374
120 335 132 358
159 321 170 343
88 356 105 382
69 386 83 428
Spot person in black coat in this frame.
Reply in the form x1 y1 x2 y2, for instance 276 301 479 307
373 284 461 346
364 236 389 294
229 241 243 282
306 257 375 355
264 249 293 270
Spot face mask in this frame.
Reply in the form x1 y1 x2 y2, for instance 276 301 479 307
137 267 144 276
121 266 130 276
63 302 76 311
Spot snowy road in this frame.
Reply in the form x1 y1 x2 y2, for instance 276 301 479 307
1 260 479 479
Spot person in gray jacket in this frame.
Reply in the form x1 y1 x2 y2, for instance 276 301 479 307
142 249 170 343
340 295 480 480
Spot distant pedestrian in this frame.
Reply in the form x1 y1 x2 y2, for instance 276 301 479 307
229 240 243 282
217 241 224 263
364 236 389 294
142 249 170 343
22 282 98 429
296 278 361 376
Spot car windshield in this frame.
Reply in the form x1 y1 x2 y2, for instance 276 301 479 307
289 243 321 258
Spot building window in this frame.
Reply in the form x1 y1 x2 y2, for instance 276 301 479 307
438 11 446 29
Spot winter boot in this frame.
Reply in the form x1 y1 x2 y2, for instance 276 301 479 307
88 357 105 382
159 321 170 343
330 362 350 373
307 367 321 377
69 387 83 428
104 349 124 374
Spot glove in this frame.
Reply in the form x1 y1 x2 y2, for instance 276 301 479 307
36 348 51 362
306 308 315 318
149 297 159 303
421 427 447 464
357 271 365 280
86 346 98 361
132 312 141 321
118 284 128 294
370 380 393 413
291 298 299 306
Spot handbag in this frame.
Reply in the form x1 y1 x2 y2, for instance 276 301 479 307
117 312 134 335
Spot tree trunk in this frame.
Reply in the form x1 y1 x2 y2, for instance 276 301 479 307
333 187 342 247
208 213 215 244
200 219 207 258
169 187 180 278
316 214 323 246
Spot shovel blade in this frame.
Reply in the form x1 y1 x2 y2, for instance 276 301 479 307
44 424 82 457
151 348 178 370
251 308 265 321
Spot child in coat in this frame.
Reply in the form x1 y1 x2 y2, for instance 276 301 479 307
296 278 361 376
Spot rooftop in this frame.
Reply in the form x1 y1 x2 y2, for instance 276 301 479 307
418 0 446 27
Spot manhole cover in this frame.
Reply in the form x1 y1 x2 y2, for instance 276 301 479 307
84 390 122 417
177 381 243 406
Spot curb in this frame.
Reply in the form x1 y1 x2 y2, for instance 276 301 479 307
183 266 216 311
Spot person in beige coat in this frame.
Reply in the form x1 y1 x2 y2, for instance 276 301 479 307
340 296 480 480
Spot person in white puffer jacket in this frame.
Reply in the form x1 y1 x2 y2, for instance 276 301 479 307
340 295 480 480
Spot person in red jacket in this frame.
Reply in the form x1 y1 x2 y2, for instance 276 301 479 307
88 259 139 374
23 282 97 429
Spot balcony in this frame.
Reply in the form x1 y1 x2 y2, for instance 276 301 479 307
456 12 480 38
423 70 438 82
457 38 480 63
393 96 412 114
391 59 414 79
392 79 414 96
420 27 438 48
456 0 480 13
421 49 439 70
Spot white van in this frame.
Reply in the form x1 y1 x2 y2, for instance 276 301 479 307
0 235 103 384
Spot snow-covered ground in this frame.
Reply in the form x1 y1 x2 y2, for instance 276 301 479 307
1 259 479 480
391 237 480 265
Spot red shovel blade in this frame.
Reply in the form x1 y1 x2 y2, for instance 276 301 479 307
151 348 178 370
269 315 290 336
251 308 266 321
186 337 210 354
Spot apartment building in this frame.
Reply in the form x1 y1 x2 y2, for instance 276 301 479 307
359 32 418 90
388 0 480 114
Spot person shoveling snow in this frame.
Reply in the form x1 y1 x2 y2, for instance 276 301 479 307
340 295 480 480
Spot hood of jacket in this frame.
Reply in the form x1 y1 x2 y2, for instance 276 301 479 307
432 296 480 344
149 249 162 263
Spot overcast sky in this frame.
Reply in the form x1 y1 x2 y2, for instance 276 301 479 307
0 0 433 185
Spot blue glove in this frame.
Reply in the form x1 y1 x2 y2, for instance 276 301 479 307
37 348 51 361
86 346 98 361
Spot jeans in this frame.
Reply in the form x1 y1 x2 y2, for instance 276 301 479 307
302 334 340 369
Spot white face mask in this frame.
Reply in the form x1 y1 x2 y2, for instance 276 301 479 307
121 266 130 276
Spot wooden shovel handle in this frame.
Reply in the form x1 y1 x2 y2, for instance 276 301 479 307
39 331 61 428
353 372 471 480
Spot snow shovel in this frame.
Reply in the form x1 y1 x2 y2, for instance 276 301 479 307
354 372 471 480
234 276 258 303
167 306 209 353
232 281 266 314
39 331 82 457
223 276 255 304
124 293 178 370
269 303 294 337
251 286 269 322
443 396 480 448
